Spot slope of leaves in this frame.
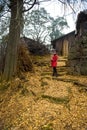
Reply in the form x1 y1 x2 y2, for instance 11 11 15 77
0 56 87 130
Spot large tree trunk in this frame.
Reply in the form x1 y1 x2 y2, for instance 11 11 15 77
3 0 23 81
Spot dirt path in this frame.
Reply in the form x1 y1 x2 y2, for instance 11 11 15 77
0 56 87 130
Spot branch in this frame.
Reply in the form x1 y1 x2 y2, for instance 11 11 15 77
68 2 76 13
58 0 76 13
23 0 31 5
0 10 10 18
58 0 65 4
23 0 37 12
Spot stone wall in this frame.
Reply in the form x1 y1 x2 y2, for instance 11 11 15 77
67 11 87 75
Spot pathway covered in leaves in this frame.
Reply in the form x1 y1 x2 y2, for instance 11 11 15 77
0 56 87 130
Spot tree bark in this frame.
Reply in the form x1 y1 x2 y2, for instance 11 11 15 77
3 0 23 81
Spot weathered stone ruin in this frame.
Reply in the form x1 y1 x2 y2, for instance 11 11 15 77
67 10 87 75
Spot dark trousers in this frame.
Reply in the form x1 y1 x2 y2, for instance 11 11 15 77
52 67 58 76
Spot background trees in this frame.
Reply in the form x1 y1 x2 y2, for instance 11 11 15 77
49 17 68 41
24 7 51 43
24 7 68 43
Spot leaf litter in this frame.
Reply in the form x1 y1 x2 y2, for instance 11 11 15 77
0 56 87 130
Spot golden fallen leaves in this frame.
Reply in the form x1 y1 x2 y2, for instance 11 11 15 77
0 56 87 130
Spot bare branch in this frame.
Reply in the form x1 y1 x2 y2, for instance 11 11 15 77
58 0 65 4
23 0 37 12
0 10 10 18
58 0 76 13
68 2 76 13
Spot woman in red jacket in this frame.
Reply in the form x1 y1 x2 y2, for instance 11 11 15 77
51 51 58 76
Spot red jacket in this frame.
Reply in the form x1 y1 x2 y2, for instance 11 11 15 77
51 54 58 67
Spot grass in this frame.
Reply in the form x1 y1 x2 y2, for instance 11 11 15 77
42 95 69 104
20 88 29 96
0 82 10 91
41 72 51 76
40 76 51 80
41 81 48 86
40 123 53 130
3 124 12 130
40 75 51 81
73 81 87 92
67 87 72 94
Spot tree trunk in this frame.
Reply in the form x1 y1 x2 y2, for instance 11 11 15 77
3 0 23 81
